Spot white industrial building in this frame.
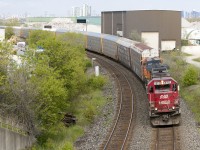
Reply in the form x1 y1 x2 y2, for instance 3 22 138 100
182 18 200 45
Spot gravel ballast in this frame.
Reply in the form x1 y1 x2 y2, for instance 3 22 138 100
179 99 200 150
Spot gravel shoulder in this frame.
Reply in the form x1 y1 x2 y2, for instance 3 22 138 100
179 99 200 150
74 65 118 150
182 46 200 68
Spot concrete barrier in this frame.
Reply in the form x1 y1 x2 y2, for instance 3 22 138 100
0 128 34 150
0 116 35 150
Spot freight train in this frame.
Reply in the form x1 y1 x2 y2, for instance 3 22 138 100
1 26 181 126
84 32 181 126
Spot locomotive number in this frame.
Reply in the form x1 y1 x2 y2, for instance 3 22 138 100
160 95 168 99
160 100 170 105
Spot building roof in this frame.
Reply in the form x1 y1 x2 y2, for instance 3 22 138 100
182 18 192 28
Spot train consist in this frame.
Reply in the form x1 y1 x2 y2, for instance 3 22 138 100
1 26 181 126
84 32 181 126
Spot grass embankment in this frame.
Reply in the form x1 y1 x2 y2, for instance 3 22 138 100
32 75 110 150
161 51 200 124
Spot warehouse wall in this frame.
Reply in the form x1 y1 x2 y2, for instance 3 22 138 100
101 10 181 49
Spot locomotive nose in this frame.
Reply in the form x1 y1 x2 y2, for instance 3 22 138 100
162 114 169 122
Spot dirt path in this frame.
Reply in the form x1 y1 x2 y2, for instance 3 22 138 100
182 46 200 68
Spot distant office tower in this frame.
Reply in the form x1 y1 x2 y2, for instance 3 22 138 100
72 7 82 17
72 4 91 17
191 10 200 18
182 10 200 18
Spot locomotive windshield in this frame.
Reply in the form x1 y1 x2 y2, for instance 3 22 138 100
147 60 161 66
154 80 171 92
155 84 170 91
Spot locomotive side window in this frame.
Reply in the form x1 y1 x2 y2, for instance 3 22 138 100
172 84 177 91
149 86 154 93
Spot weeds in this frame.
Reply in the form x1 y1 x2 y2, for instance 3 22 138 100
161 51 200 123
193 57 200 62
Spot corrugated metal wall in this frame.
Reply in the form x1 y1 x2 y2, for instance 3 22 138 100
101 10 181 49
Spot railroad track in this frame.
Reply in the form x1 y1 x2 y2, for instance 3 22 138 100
87 52 135 150
151 126 181 150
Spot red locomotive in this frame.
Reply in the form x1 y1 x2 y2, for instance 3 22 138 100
146 66 180 126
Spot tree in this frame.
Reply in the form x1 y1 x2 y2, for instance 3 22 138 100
27 31 88 134
182 65 199 86
1 30 90 144
28 30 55 48
5 18 20 26
30 55 69 129
5 26 14 40
28 30 88 98
129 30 142 42
0 42 38 134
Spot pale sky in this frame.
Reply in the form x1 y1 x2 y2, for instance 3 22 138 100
0 0 199 17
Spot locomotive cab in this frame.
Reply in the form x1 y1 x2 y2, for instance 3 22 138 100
142 57 169 84
147 75 181 126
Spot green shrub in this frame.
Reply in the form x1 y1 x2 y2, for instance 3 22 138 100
43 138 54 149
88 75 107 89
83 105 95 123
175 58 187 66
181 87 200 122
61 142 73 150
85 59 92 68
181 39 189 46
182 65 199 86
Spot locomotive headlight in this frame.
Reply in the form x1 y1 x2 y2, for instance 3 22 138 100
172 106 175 109
174 99 179 105
155 107 158 111
150 102 155 108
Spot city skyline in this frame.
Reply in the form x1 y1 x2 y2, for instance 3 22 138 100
0 0 200 17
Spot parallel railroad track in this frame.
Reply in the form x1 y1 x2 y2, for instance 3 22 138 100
87 52 135 150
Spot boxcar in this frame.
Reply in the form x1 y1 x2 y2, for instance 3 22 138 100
117 37 133 68
86 32 103 53
102 34 119 60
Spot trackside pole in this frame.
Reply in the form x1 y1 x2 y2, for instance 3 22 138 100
95 66 99 76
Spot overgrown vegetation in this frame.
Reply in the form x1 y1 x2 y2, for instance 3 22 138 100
181 39 189 46
5 26 14 40
0 30 108 149
182 65 198 86
161 50 200 122
0 18 20 26
186 18 200 22
193 57 200 62
129 30 145 43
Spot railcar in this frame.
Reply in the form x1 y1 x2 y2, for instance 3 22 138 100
102 34 119 60
117 37 132 68
85 32 103 54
